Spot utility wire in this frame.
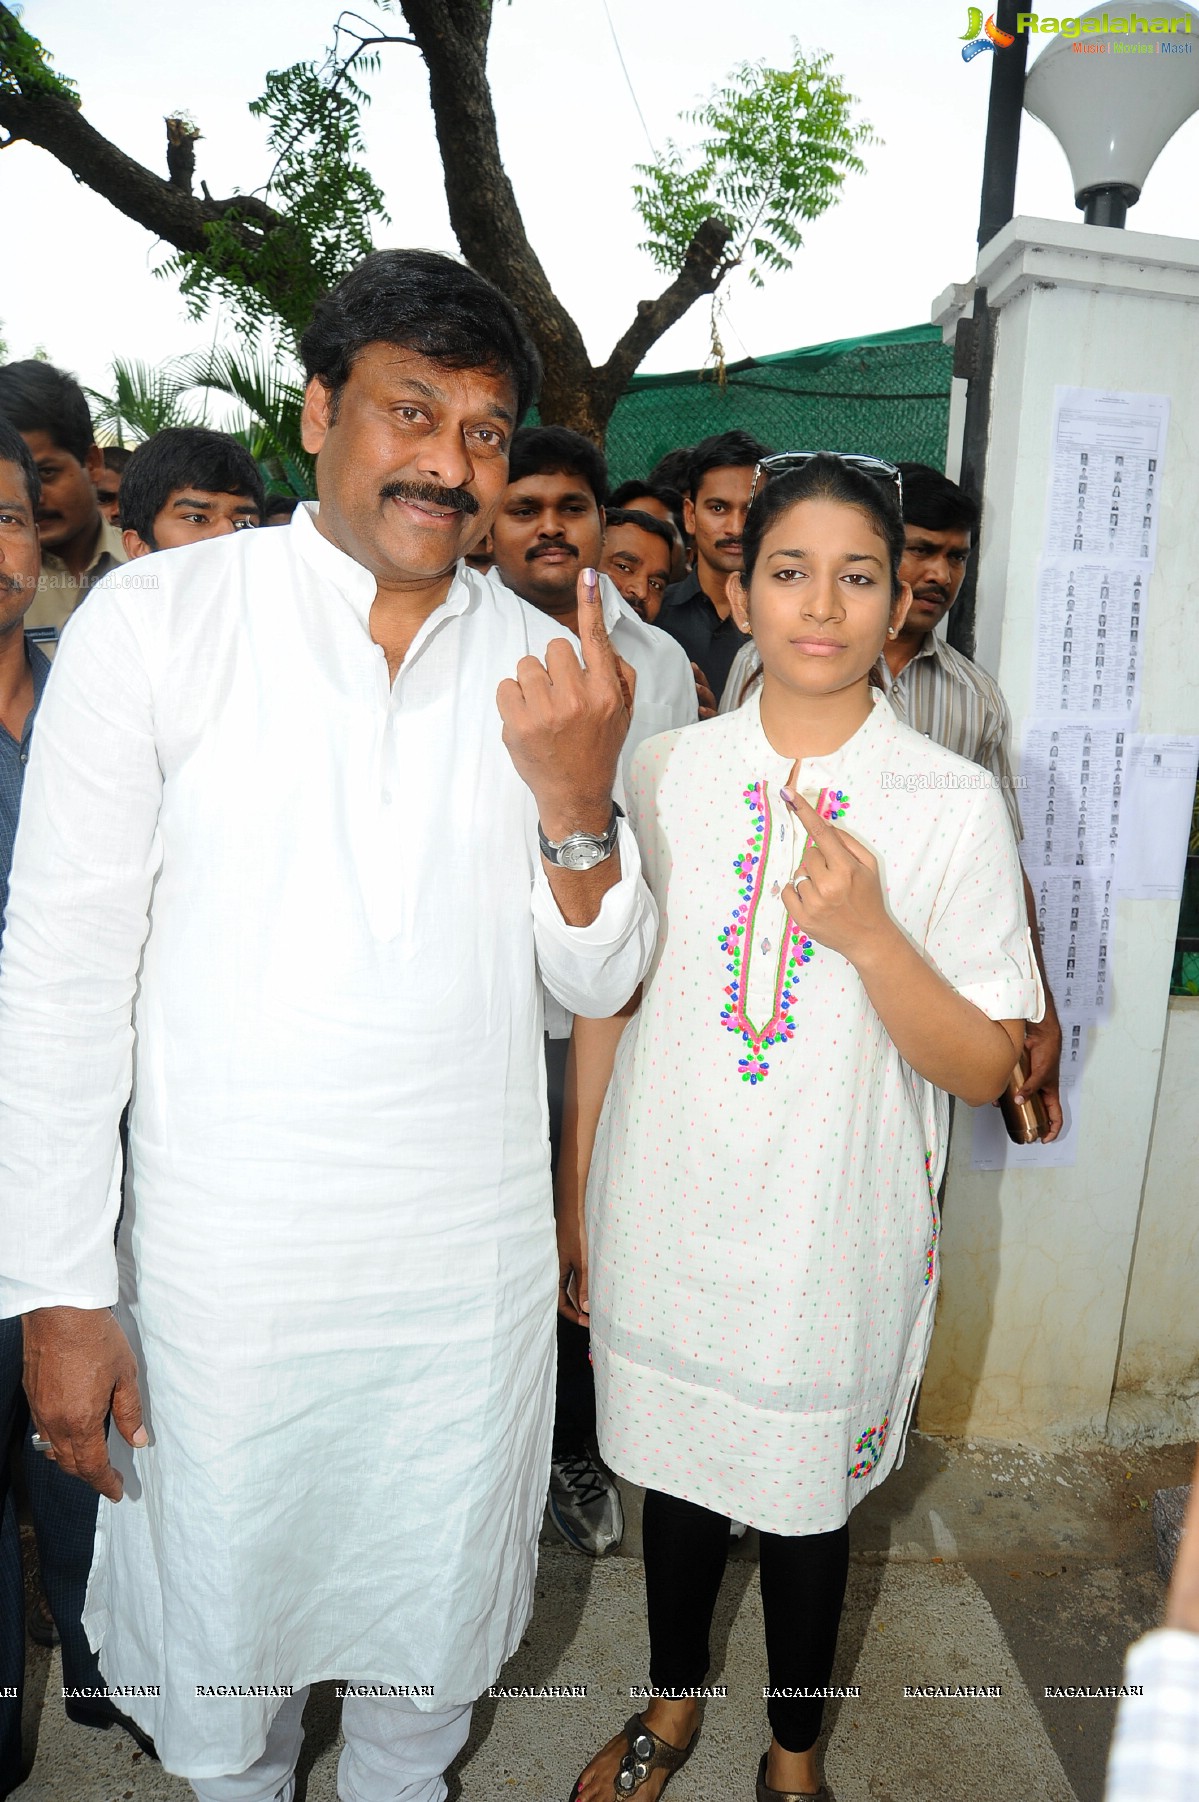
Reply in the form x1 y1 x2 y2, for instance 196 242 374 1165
600 0 657 157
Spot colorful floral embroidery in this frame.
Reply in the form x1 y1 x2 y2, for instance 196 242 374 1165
923 1151 940 1286
718 782 849 1084
848 1414 890 1479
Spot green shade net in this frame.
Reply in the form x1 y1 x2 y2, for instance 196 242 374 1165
601 323 954 486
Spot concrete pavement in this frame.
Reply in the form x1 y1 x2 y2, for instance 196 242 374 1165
10 1432 1194 1802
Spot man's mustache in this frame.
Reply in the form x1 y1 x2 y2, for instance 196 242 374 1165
0 573 25 596
378 480 479 517
914 585 949 604
715 537 742 552
526 542 578 562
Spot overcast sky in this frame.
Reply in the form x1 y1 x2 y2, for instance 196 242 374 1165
5 0 1199 400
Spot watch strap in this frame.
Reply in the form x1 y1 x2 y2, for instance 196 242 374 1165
537 802 624 866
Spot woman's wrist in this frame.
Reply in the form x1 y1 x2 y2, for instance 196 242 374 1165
844 915 906 982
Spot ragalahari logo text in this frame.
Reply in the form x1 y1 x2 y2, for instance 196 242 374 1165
961 8 1017 56
962 9 1195 60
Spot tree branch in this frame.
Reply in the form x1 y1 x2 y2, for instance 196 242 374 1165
255 15 415 200
0 6 308 322
593 216 736 417
0 94 285 253
165 115 200 194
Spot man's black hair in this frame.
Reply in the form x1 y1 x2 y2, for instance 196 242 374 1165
101 445 133 474
898 463 980 537
604 506 675 557
646 448 692 495
685 431 773 500
0 360 95 465
0 417 41 513
608 478 685 534
264 493 300 521
299 249 542 424
507 426 607 507
119 429 266 548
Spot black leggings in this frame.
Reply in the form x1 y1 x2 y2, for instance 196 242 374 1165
642 1488 849 1754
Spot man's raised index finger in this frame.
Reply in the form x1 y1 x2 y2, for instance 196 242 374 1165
576 566 617 669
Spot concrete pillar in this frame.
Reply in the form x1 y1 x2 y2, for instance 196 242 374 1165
918 218 1199 1448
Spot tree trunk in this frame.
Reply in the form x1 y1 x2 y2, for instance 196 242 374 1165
400 0 734 444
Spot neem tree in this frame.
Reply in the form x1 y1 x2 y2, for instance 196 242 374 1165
0 0 872 439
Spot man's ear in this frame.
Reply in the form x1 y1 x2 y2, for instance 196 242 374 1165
682 494 697 537
301 375 334 456
728 570 751 635
84 443 104 484
122 528 152 560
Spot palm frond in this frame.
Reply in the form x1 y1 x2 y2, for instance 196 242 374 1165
85 357 209 445
179 347 313 494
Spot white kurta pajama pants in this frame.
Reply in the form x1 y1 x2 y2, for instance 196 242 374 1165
188 1687 472 1802
0 506 655 1785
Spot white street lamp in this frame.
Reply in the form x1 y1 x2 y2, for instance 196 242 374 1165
1023 1 1199 225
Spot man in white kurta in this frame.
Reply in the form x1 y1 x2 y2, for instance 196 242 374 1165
0 252 655 1800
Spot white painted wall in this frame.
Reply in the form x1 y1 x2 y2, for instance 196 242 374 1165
1108 995 1199 1445
917 219 1199 1448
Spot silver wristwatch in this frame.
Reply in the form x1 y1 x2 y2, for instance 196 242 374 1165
537 803 623 872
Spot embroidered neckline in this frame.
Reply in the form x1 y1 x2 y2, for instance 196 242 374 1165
718 780 849 1084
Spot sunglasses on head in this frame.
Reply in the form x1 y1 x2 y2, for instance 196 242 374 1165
747 452 904 511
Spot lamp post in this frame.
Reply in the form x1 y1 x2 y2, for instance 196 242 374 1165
950 0 1199 657
949 0 1030 659
1024 1 1199 227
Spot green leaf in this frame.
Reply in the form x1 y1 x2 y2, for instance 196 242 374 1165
158 36 391 343
84 358 209 445
632 40 873 289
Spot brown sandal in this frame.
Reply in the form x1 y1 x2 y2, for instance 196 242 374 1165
569 1713 699 1800
755 1750 835 1801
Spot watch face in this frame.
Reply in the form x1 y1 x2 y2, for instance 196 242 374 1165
558 840 604 872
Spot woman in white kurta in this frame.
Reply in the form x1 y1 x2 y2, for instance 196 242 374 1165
572 456 1040 1802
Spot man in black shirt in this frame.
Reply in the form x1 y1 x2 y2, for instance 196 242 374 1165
655 429 771 705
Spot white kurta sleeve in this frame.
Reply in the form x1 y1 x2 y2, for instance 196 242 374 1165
0 580 163 1316
659 634 700 729
530 818 657 1019
923 781 1043 1024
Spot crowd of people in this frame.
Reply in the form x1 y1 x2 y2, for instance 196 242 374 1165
0 248 1187 1802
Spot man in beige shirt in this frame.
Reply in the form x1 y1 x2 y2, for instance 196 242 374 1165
0 361 127 649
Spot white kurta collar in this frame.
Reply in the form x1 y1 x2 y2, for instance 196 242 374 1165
737 682 893 784
291 501 378 626
291 501 478 667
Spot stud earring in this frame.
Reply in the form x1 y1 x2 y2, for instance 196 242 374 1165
887 626 898 637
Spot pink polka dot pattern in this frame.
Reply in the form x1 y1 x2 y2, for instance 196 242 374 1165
587 692 1039 1536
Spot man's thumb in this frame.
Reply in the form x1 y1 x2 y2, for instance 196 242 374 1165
111 1367 148 1448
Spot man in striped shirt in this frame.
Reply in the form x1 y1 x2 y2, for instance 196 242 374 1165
877 463 1061 1137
